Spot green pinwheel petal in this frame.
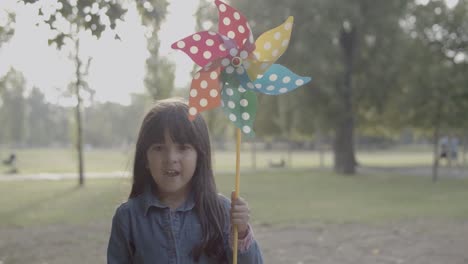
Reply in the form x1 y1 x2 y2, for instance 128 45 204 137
221 81 257 136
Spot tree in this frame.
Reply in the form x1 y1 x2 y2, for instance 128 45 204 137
399 0 468 181
0 68 26 147
0 6 15 48
135 0 173 100
20 0 127 186
197 0 410 174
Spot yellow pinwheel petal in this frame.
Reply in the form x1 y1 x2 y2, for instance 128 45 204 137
246 16 294 80
245 58 272 81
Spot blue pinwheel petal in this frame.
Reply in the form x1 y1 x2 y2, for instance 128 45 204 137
242 64 311 95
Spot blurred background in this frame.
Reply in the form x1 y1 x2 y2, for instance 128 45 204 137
0 0 467 263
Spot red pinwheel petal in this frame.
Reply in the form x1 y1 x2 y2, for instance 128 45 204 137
188 67 223 120
171 31 229 67
215 0 255 52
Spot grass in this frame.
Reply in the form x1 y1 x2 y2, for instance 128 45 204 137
0 147 451 174
1 170 467 227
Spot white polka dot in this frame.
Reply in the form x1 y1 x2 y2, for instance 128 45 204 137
208 31 217 36
272 49 279 57
219 44 226 51
199 98 208 107
253 52 260 59
266 85 275 91
282 40 289 47
219 3 226 12
222 58 230 67
192 34 201 41
230 48 238 56
238 87 246 93
226 88 234 96
200 80 208 89
264 42 271 50
229 113 237 122
255 83 262 89
247 82 254 89
190 89 198 97
203 51 212 59
206 39 214 46
295 79 304 86
228 31 236 39
236 67 244 75
190 46 198 54
269 74 278 81
189 107 197 116
282 76 291 83
284 22 292 30
233 12 241 20
240 99 248 107
223 17 231 26
210 71 218 80
242 126 251 134
238 25 245 33
194 72 201 79
210 89 218 97
242 112 250 120
240 50 248 59
279 88 288 93
226 66 234 74
177 41 185 48
228 101 235 109
261 63 270 69
274 32 281 40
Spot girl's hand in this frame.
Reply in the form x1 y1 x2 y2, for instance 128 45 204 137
231 191 250 239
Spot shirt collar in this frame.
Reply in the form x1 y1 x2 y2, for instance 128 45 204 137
142 186 195 215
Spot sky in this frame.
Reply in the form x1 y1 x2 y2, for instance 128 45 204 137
0 0 460 106
0 0 200 106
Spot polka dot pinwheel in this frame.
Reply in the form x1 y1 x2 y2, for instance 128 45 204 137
171 0 311 136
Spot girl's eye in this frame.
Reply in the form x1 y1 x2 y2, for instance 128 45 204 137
151 145 164 151
179 144 193 151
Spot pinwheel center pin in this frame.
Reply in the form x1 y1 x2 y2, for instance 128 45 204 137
231 56 242 67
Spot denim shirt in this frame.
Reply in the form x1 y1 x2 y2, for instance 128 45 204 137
107 188 263 264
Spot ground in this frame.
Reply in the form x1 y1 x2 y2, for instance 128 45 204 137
0 164 467 263
1 219 467 264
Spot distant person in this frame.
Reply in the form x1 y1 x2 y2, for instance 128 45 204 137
439 136 449 163
449 135 460 166
107 98 263 263
2 153 17 174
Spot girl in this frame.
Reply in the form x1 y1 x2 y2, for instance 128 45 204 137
107 98 263 263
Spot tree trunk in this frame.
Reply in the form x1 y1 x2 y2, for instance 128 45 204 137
334 22 357 175
74 37 85 186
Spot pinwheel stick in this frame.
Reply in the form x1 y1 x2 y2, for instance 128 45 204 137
233 128 241 263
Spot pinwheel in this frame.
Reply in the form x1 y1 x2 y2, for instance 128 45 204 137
171 0 311 136
171 0 311 262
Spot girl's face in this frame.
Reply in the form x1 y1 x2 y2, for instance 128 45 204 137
146 130 198 197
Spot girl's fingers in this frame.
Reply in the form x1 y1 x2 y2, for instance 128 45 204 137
231 213 250 222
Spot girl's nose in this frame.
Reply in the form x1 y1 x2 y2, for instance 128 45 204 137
166 147 179 163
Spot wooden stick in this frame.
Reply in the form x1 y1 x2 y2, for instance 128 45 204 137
233 128 241 263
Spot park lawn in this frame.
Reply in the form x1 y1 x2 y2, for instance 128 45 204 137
0 147 441 174
1 170 467 227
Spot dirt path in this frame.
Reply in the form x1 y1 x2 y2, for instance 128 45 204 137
1 220 467 264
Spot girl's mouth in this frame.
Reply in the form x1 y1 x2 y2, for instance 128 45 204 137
164 170 180 177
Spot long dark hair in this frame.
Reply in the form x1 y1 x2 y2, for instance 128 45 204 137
129 98 227 262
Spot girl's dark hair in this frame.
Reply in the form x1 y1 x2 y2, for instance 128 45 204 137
129 98 227 262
